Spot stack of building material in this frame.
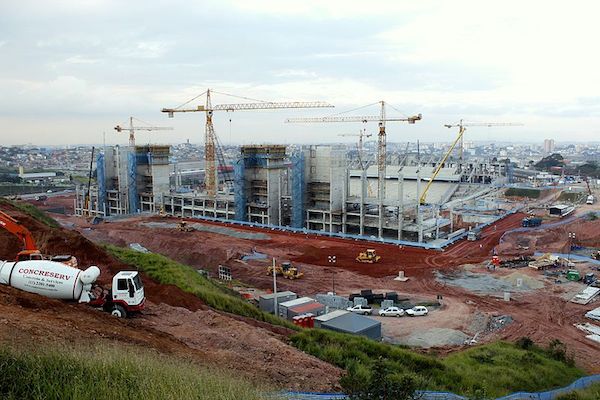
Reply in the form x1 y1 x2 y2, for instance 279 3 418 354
529 254 558 270
316 293 352 310
571 287 600 305
575 323 600 344
585 307 600 322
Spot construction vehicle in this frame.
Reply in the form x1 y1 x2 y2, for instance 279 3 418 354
0 259 145 318
592 251 600 261
566 269 581 281
584 177 595 204
281 262 304 280
266 264 283 276
177 220 194 232
158 206 168 217
467 229 481 241
0 210 77 266
356 249 381 263
522 216 542 227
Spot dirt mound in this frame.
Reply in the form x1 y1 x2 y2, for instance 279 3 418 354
0 202 343 391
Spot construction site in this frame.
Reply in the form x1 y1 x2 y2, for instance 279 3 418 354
4 91 600 397
76 93 517 248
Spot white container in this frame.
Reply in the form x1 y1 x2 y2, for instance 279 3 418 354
0 260 99 301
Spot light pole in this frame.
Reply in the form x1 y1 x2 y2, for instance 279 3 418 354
568 232 576 262
328 255 337 295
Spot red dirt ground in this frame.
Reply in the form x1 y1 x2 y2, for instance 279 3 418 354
0 202 342 391
61 210 600 373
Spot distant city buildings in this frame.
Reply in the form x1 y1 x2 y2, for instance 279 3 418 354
543 139 555 154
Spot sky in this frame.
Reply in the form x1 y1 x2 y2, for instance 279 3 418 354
1 0 600 146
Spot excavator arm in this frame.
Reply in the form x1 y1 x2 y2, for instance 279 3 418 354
0 210 38 252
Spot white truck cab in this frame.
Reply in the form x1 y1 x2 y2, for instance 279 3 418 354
108 271 145 317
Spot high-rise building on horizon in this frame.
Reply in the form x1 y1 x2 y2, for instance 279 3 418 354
543 138 555 154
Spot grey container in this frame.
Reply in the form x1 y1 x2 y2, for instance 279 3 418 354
259 291 297 314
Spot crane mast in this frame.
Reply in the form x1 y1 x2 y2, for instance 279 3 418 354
287 102 421 237
163 89 333 197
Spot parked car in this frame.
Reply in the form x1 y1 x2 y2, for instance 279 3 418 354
378 306 404 317
405 306 429 317
346 304 373 315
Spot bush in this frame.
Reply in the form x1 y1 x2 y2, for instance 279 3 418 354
516 336 534 350
505 188 541 198
341 357 420 400
0 199 59 228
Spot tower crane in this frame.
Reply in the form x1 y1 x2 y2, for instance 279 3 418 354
162 89 333 197
338 130 372 169
419 120 522 206
287 101 421 237
114 117 174 147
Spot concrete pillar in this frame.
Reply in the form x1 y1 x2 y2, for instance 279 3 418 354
360 169 366 236
398 172 404 241
435 206 440 240
342 168 348 234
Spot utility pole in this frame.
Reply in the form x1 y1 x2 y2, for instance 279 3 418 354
272 257 278 317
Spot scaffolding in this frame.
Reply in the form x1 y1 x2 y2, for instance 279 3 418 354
127 151 138 213
234 157 246 221
291 152 305 228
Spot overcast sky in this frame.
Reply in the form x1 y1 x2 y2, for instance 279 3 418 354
1 0 600 146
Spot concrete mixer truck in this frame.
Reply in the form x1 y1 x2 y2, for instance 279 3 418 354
0 260 145 318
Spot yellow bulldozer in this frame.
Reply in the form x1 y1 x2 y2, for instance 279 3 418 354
266 264 284 276
356 249 381 264
177 220 194 232
266 262 304 279
282 262 304 280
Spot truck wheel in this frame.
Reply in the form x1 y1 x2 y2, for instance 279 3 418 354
111 305 127 318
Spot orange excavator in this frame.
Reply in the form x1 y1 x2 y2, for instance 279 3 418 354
0 210 43 261
0 210 77 266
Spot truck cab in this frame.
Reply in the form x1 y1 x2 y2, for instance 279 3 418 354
107 271 145 317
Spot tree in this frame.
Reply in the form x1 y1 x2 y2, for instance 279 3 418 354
341 358 420 400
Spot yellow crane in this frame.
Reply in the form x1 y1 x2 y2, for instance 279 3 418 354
287 102 421 237
162 89 333 197
114 116 173 147
419 120 521 205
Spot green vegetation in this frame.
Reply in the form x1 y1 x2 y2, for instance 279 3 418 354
0 199 59 228
535 153 565 171
505 187 541 198
105 245 298 330
0 343 267 400
292 330 584 398
558 191 586 203
556 383 600 400
103 247 586 398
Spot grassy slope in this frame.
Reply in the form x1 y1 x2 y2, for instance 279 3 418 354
0 199 59 228
556 382 600 400
291 330 583 398
105 245 298 330
505 187 541 198
0 344 266 400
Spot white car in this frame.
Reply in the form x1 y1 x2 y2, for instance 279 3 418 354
346 304 373 315
378 306 404 317
405 306 429 317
